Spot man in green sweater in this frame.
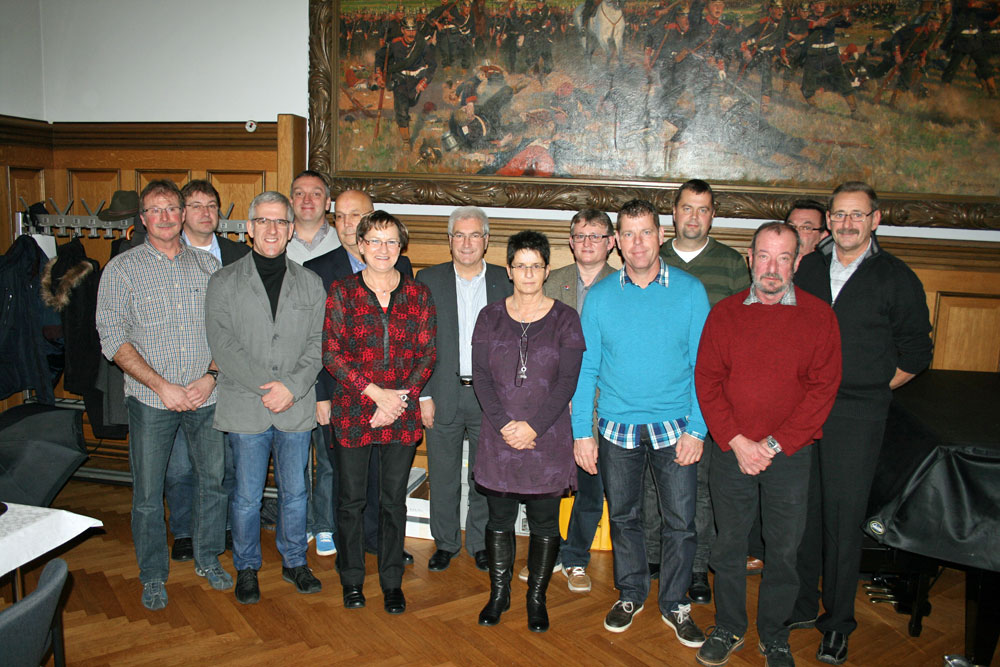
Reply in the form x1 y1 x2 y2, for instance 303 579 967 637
647 179 750 606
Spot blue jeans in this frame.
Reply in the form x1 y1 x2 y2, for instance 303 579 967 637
125 397 226 584
230 427 310 571
599 429 697 614
165 428 235 538
559 463 605 568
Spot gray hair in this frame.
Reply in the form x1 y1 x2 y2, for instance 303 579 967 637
448 206 490 235
248 191 294 222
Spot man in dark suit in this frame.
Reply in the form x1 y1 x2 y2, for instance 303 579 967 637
165 180 250 563
539 208 616 593
416 206 512 572
303 190 413 563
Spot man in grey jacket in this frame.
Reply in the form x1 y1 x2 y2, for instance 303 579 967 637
206 191 326 605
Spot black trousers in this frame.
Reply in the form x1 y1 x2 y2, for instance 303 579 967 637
334 442 416 590
794 414 887 635
710 444 812 643
485 495 560 537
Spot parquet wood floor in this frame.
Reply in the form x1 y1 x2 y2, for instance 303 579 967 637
2 480 989 666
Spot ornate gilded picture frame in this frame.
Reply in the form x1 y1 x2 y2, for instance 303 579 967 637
308 0 999 228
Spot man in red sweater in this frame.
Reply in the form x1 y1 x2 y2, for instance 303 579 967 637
693 222 842 667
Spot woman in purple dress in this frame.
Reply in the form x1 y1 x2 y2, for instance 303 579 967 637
471 230 585 632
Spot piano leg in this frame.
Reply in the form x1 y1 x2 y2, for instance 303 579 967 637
965 567 1000 666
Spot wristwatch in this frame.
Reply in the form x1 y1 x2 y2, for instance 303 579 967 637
765 435 782 454
206 369 219 380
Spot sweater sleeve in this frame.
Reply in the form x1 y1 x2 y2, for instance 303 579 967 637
889 262 933 375
694 304 740 448
322 283 373 396
571 290 603 439
472 309 514 431
771 307 843 455
526 345 584 437
684 282 711 440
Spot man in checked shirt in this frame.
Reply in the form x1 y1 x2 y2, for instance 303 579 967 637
97 179 231 610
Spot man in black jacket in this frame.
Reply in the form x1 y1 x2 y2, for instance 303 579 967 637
791 181 932 665
166 180 250 563
304 190 413 564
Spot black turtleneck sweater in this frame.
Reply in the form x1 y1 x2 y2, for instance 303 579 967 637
252 250 287 319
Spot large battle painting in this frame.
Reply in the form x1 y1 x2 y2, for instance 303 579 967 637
333 0 1000 198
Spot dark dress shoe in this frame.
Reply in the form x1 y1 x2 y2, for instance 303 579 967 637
343 585 366 609
234 569 260 605
428 549 456 571
688 571 711 604
403 550 414 565
474 549 489 571
817 630 849 665
282 565 322 594
383 588 406 614
648 562 660 580
170 537 193 562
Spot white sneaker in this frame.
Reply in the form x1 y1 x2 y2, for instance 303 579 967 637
315 532 337 556
563 565 592 593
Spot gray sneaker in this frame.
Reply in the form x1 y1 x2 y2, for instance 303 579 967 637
759 640 795 667
195 563 234 590
141 580 168 610
696 626 745 666
604 600 644 633
662 603 706 647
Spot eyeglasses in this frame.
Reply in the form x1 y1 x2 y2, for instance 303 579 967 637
142 206 182 217
186 203 219 213
511 264 545 272
789 224 822 233
249 217 291 227
829 210 875 223
363 238 401 248
450 232 485 241
571 233 611 243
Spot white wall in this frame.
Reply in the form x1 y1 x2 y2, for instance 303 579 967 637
0 0 308 122
0 0 45 120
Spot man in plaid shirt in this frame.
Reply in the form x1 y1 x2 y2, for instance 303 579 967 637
97 179 231 611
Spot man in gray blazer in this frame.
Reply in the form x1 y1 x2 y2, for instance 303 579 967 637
206 191 326 605
416 206 512 572
539 209 616 593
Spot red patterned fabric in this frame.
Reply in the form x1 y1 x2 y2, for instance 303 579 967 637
323 272 436 447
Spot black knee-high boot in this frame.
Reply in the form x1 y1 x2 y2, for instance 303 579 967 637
525 533 560 632
478 530 514 626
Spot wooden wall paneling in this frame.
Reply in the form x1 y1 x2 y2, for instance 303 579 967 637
208 171 266 220
276 114 307 196
66 169 124 266
6 167 46 248
135 170 190 192
931 294 1000 371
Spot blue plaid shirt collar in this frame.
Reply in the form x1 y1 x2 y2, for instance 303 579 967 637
743 284 797 306
619 259 670 289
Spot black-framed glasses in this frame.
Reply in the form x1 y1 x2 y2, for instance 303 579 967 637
571 233 612 243
186 203 219 213
249 217 291 227
829 210 875 223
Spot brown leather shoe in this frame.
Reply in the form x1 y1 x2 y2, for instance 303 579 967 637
746 557 764 575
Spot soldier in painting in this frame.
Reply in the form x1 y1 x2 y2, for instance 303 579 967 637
779 3 813 93
452 2 476 70
375 17 438 147
941 0 997 96
868 12 943 105
524 0 556 77
684 0 735 93
800 0 860 115
737 0 789 112
497 0 524 74
426 0 460 66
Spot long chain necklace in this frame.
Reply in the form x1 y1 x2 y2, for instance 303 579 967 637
514 297 542 385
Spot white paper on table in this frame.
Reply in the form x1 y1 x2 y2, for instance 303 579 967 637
0 503 104 576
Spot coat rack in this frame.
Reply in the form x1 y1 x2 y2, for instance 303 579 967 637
15 198 249 241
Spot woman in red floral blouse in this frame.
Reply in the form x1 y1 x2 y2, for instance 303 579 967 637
323 211 436 615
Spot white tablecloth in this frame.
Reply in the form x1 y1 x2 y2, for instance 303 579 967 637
0 502 103 576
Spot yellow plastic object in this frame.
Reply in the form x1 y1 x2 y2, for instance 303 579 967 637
558 496 612 551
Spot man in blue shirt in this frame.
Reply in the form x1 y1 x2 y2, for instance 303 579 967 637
571 199 710 650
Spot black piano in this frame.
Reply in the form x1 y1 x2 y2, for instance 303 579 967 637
864 370 1000 666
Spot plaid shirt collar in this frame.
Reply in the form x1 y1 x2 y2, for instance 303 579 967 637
141 238 190 260
743 284 797 306
619 259 669 289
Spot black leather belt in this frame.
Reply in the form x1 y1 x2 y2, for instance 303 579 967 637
459 376 474 386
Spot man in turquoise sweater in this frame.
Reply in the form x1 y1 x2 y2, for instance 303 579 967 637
571 199 710 651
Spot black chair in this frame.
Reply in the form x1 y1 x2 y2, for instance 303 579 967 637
0 558 69 667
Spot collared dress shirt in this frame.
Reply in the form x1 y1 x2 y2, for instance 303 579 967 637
455 261 488 377
830 238 874 304
96 241 220 410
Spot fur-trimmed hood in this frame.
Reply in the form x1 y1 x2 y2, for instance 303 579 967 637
40 239 97 311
